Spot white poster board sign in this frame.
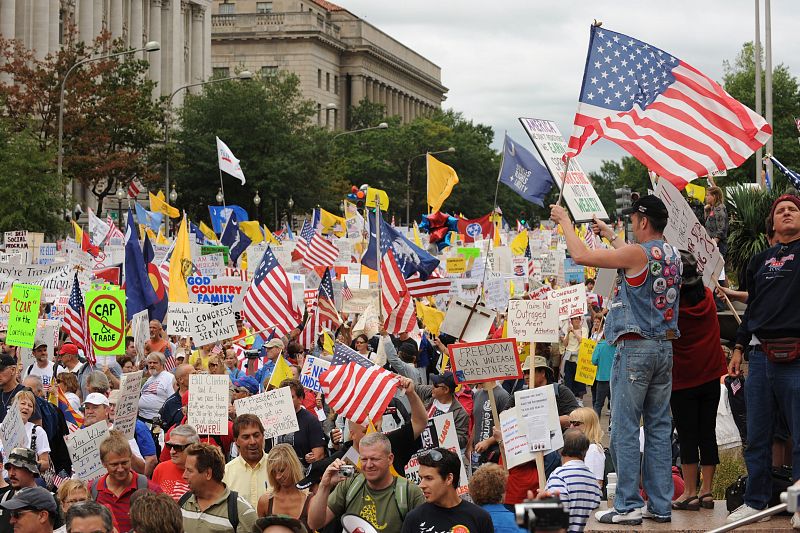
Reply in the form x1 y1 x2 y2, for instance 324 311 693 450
508 299 559 342
113 370 143 441
0 403 25 459
499 406 536 469
656 179 724 288
195 253 225 278
484 274 510 311
520 117 609 223
300 355 331 393
193 304 238 345
130 310 149 360
188 375 230 435
439 299 494 343
515 385 563 453
548 283 587 320
167 302 205 337
65 421 109 481
234 387 299 440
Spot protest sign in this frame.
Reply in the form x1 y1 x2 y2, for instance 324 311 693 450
499 406 535 470
193 303 237 345
457 247 481 259
234 387 299 440
539 252 559 277
340 288 378 314
195 253 225 278
450 279 482 302
167 302 204 336
33 319 59 362
405 412 469 496
548 283 587 320
200 245 229 265
448 338 521 384
520 117 608 223
493 246 513 274
564 258 585 284
439 299 494 343
528 284 552 301
114 371 143 440
187 276 248 308
484 274 509 311
130 310 149 360
575 339 598 386
85 288 126 356
188 375 229 435
36 243 57 265
0 403 24 458
65 421 109 481
445 257 466 274
300 355 331 393
594 268 616 302
507 299 559 342
656 179 724 287
512 256 528 278
7 283 42 348
515 385 564 453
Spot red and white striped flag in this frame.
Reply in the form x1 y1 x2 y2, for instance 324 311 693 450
224 267 249 281
380 249 416 334
566 26 771 189
302 234 339 269
105 215 125 243
300 305 319 350
583 225 597 250
242 246 302 338
407 270 451 298
319 343 400 425
127 178 143 198
316 268 341 329
64 273 86 351
341 279 353 301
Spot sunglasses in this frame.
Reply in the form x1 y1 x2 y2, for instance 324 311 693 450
10 509 40 519
569 420 585 427
421 449 443 462
166 443 189 452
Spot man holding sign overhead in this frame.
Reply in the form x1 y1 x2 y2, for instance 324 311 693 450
551 195 680 526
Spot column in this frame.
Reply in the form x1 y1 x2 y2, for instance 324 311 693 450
32 0 49 60
371 79 379 103
129 0 143 53
48 0 59 54
390 89 398 117
109 0 123 39
160 0 172 96
148 0 161 92
203 1 210 79
92 0 102 41
0 0 15 40
78 0 93 43
351 74 364 106
364 78 372 103
190 4 204 84
378 84 386 114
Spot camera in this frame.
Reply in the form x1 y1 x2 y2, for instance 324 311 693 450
244 350 260 359
339 465 355 477
152 415 164 430
515 498 570 532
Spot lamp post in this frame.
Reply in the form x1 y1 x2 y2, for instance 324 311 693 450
325 103 338 130
163 70 253 207
331 122 388 142
58 41 160 213
115 184 126 228
406 147 455 226
287 196 294 231
253 190 261 220
216 188 224 204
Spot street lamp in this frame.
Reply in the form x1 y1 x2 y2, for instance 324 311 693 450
58 41 160 213
406 147 455 226
169 184 178 203
253 190 261 207
115 183 126 228
331 122 388 142
216 188 224 204
287 196 294 231
325 103 338 130
163 69 254 212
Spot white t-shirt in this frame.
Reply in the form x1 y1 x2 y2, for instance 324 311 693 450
65 392 82 414
138 371 175 420
25 362 56 391
584 442 605 482
21 422 50 457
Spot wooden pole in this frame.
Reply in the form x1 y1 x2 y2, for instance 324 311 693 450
715 280 742 325
485 381 507 467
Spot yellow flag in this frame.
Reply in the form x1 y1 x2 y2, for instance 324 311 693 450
263 225 280 245
322 330 335 354
361 420 400 476
439 351 450 374
267 354 294 389
149 191 180 218
413 222 423 247
492 214 502 246
168 216 192 303
156 228 170 245
71 221 83 243
319 208 347 237
427 154 459 212
415 302 445 335
198 221 218 243
240 221 264 244
145 227 158 243
510 230 528 255
685 183 706 203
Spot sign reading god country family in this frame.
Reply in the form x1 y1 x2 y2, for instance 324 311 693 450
447 338 522 384
187 276 248 309
519 117 609 223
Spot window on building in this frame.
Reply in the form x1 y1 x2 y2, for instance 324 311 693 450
261 66 278 77
219 3 235 14
334 76 338 95
317 103 322 125
256 2 273 13
326 72 330 92
317 69 322 88
213 67 230 78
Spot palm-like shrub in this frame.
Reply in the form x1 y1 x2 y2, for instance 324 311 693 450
724 184 783 282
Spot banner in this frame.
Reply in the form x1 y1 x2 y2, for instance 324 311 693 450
234 387 299 440
193 303 238 345
448 338 521 384
85 288 126 356
300 355 331 393
188 375 230 435
7 283 42 348
507 299 559 342
0 263 74 301
114 371 143 440
575 339 598 386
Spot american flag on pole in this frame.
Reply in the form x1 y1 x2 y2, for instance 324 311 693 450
406 270 451 298
524 240 536 278
566 26 771 189
242 246 302 338
302 234 339 269
319 343 401 425
291 220 314 262
105 216 125 243
127 178 143 199
769 155 800 190
341 278 353 301
316 268 341 329
381 249 417 334
64 273 86 351
583 224 598 249
158 240 176 293
300 304 319 350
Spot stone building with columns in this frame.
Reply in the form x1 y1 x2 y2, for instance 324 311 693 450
210 0 447 129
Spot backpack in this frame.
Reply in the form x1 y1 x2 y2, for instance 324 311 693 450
91 473 149 499
344 474 411 520
178 489 241 532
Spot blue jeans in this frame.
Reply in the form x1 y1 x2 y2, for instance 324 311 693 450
609 339 674 516
594 380 611 419
744 349 800 509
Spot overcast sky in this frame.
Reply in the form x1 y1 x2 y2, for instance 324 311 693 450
340 0 800 174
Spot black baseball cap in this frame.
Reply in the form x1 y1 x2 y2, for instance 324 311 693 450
0 487 57 514
621 194 669 219
0 354 16 369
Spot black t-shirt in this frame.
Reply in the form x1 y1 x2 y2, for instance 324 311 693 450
277 407 325 466
0 485 15 531
401 500 494 533
0 384 25 423
387 422 418 476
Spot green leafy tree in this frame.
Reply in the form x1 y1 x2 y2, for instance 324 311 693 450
587 156 651 219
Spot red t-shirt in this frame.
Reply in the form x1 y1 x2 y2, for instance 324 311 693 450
151 460 190 501
94 473 163 533
672 288 728 391
503 461 540 504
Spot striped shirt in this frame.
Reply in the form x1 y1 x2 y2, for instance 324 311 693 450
545 459 602 533
180 487 258 533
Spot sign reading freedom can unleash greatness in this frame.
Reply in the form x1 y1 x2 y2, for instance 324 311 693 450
447 338 521 384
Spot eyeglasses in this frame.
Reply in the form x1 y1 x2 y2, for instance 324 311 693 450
569 420 585 427
166 442 188 452
63 498 88 505
10 509 39 519
208 363 219 368
421 449 443 462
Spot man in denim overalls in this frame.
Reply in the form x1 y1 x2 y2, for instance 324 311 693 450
551 195 680 525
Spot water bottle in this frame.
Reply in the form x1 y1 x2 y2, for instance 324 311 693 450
607 473 617 486
606 483 616 509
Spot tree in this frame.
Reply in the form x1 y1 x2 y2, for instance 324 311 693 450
0 28 164 216
172 71 324 225
0 118 68 236
723 42 800 185
588 156 651 219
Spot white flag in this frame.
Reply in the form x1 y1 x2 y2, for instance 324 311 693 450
88 208 111 246
216 136 246 185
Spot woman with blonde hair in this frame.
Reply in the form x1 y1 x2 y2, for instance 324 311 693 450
704 186 728 257
256 443 310 529
54 479 89 532
206 354 226 375
2 390 51 473
568 407 605 486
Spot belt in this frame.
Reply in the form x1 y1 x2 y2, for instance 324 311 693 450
618 333 643 341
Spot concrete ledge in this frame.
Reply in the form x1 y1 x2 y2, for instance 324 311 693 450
586 501 794 532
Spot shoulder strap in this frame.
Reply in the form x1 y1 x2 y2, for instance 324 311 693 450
266 495 274 515
30 425 37 453
90 478 99 500
177 491 193 507
394 476 410 519
344 475 366 510
227 490 239 533
136 474 148 491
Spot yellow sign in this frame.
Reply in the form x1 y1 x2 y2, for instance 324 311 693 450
575 338 598 386
446 257 466 274
365 188 389 211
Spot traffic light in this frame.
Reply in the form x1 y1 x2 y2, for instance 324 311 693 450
346 185 367 209
615 187 631 218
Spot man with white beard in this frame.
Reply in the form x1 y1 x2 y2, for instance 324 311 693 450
138 352 175 456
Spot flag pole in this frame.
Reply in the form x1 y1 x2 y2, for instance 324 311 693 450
219 169 227 208
555 156 571 206
375 197 383 322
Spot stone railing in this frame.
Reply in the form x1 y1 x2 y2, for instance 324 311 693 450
211 12 340 39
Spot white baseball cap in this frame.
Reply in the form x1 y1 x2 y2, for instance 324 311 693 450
83 393 109 407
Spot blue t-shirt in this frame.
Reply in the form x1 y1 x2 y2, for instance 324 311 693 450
591 340 615 382
134 419 157 457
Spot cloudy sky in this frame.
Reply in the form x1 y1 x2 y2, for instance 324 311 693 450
340 0 800 174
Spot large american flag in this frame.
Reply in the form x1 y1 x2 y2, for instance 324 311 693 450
300 304 319 350
316 268 341 329
567 26 771 189
381 249 417 334
769 155 800 190
292 220 314 261
64 273 87 352
406 270 451 297
302 234 339 269
319 343 400 425
242 246 302 338
524 240 536 278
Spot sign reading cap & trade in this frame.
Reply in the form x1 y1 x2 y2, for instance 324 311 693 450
85 288 126 356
